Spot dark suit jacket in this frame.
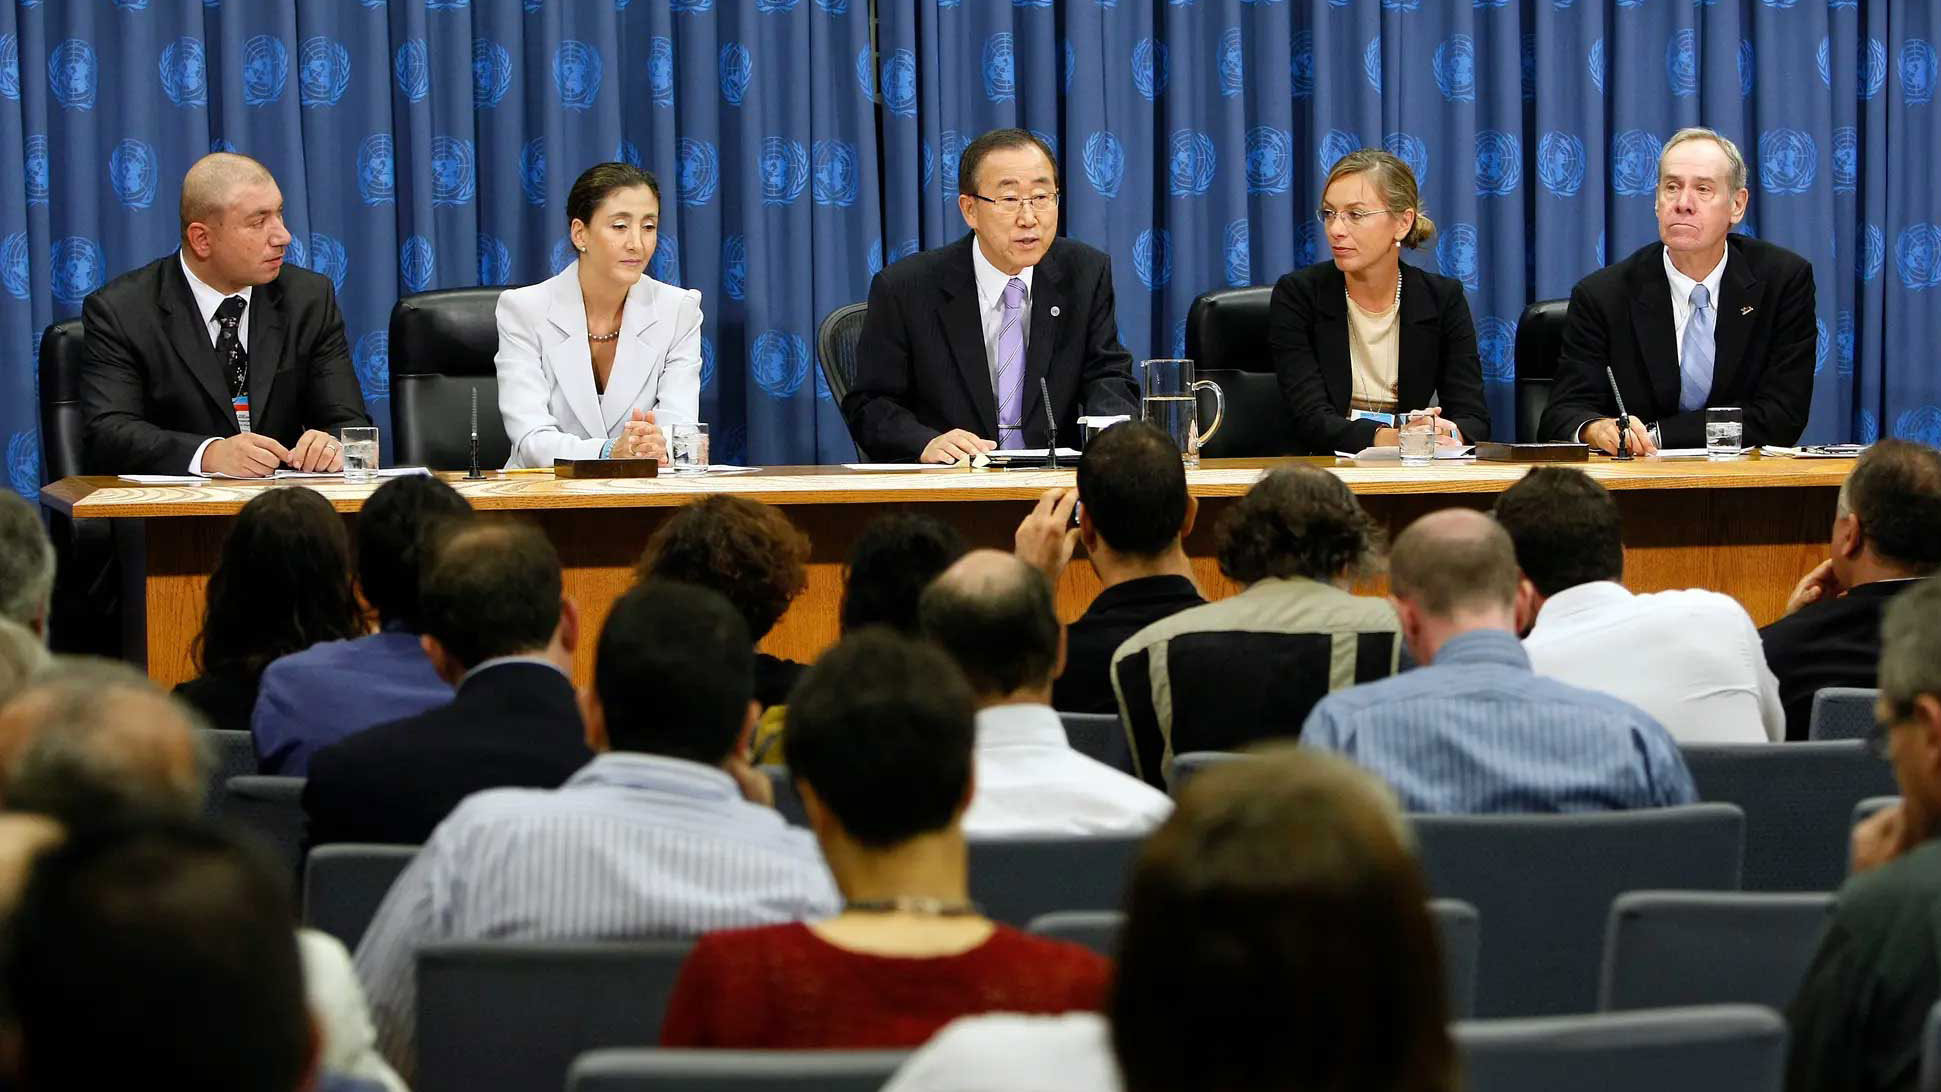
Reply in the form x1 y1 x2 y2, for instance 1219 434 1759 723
842 235 1138 461
81 253 371 474
1759 579 1920 741
1538 235 1815 448
1052 575 1206 715
301 661 592 847
1267 260 1492 455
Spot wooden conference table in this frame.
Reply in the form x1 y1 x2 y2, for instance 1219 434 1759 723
43 455 1852 689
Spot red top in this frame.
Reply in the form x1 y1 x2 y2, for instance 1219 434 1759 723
659 921 1111 1049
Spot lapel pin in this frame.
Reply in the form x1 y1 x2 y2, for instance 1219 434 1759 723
1740 306 1754 315
1049 305 1060 318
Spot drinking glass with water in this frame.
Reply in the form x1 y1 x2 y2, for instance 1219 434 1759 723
1139 359 1223 468
670 422 710 471
1706 406 1744 460
340 427 379 482
1399 412 1438 466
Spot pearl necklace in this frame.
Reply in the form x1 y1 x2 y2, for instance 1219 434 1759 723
843 896 982 917
1346 269 1403 311
587 330 620 343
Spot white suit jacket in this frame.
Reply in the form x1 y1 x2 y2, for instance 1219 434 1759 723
494 262 703 468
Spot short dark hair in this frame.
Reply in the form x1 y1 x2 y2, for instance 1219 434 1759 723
1216 465 1381 585
1491 468 1624 596
1077 421 1190 557
1112 747 1454 1092
919 552 1059 697
195 487 364 678
636 496 808 641
566 162 660 230
840 514 968 635
5 821 313 1092
1843 439 1941 572
957 127 1058 197
1390 510 1520 617
594 581 753 764
418 521 562 669
356 475 473 630
786 629 976 849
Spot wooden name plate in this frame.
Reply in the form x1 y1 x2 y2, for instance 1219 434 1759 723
1474 442 1591 463
553 458 660 478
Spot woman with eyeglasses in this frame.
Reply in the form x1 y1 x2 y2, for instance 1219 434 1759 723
1268 149 1491 455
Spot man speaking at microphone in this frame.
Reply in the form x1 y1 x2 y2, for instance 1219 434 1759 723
82 152 371 477
843 129 1138 463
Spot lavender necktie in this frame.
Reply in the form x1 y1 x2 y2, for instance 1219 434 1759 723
996 276 1026 449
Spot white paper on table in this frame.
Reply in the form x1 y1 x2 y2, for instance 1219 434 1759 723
1761 445 1866 459
843 463 943 472
1337 446 1475 461
1649 448 1752 459
663 465 761 474
117 474 206 484
1000 447 1083 458
270 466 432 479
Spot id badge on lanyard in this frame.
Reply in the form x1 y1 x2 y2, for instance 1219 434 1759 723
1349 409 1395 427
233 395 252 435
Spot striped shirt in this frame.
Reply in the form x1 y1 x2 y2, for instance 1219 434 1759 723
353 752 839 1078
1301 629 1698 814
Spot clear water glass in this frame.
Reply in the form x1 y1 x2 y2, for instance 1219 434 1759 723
670 422 709 470
1706 406 1744 460
340 427 379 482
1399 411 1437 466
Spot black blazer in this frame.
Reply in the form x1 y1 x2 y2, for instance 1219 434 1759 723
1759 579 1918 741
301 661 592 847
842 235 1138 461
1267 260 1491 455
1538 235 1815 448
81 253 371 474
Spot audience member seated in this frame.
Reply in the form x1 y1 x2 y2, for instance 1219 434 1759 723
661 630 1110 1048
354 581 838 1080
302 521 593 848
1304 509 1696 813
175 487 366 733
253 474 472 774
0 490 54 641
840 513 968 636
0 618 48 709
1786 577 1941 1092
0 657 405 1092
1110 464 1401 787
1496 467 1783 743
882 745 1456 1092
636 495 810 709
921 551 1172 837
1762 439 1941 739
1012 422 1206 715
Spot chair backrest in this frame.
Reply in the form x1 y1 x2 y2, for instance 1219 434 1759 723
388 287 512 470
1023 898 1483 1020
1513 299 1569 442
219 775 308 878
1921 1000 1941 1092
1809 687 1881 741
1455 1004 1788 1092
1681 741 1896 891
302 843 419 951
967 835 1142 926
1411 804 1745 1017
568 1048 910 1092
1057 712 1133 775
198 728 258 820
1854 795 1900 827
1599 891 1835 1013
417 940 698 1092
761 765 809 827
38 318 85 482
1184 286 1274 372
1194 368 1300 458
1166 750 1245 795
815 302 868 411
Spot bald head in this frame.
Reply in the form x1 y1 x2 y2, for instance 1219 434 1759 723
919 549 1061 699
179 153 274 235
1389 509 1521 619
0 658 207 824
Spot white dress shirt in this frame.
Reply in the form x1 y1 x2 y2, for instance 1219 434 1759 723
882 1012 1120 1092
298 929 408 1092
1663 245 1728 367
970 240 1035 408
1522 581 1784 744
179 253 252 474
962 704 1173 839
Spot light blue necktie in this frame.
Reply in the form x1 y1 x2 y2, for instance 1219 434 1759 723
1679 282 1714 414
995 277 1027 449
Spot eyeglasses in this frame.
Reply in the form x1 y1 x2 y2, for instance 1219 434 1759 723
1316 208 1390 227
972 192 1061 216
1867 700 1920 760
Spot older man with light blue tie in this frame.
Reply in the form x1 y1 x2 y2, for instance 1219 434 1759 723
1538 127 1816 453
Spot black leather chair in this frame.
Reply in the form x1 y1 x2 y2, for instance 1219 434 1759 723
816 301 868 460
1514 299 1569 442
1183 286 1298 458
388 288 512 470
38 319 123 657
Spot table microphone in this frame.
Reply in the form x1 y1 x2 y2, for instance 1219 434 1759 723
1041 377 1058 470
1604 366 1633 462
465 386 485 480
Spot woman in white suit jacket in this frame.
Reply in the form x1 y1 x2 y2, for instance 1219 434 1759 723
495 162 702 468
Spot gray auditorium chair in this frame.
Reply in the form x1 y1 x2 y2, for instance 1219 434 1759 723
568 1048 909 1092
1599 891 1835 1013
1025 910 1122 957
1165 749 1247 795
1809 686 1882 741
1854 795 1900 827
1058 711 1134 774
198 728 258 819
218 775 307 878
967 835 1142 926
416 940 698 1092
762 765 809 827
1682 741 1897 891
302 843 419 950
1456 1004 1787 1092
1921 1000 1941 1092
1412 804 1745 1017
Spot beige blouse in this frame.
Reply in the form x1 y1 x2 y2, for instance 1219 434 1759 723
1347 292 1401 417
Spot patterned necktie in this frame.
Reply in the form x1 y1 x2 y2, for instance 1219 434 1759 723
996 277 1027 450
215 295 249 400
1679 282 1714 414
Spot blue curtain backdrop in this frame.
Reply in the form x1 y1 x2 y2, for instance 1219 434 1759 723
2 0 1935 502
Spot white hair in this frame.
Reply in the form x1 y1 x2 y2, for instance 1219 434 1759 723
1658 127 1748 194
